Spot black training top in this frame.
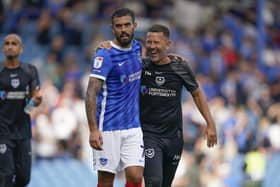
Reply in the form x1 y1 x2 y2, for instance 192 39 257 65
140 58 199 138
0 63 40 139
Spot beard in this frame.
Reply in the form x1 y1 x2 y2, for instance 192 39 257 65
6 53 18 60
116 31 134 47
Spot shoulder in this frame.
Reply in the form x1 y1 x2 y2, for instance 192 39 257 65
142 57 151 67
95 48 111 56
169 55 192 68
93 49 112 64
168 55 195 74
132 39 141 46
20 63 38 74
132 39 142 50
0 63 4 72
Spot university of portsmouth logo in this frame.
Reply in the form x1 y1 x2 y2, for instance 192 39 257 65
11 78 20 88
145 148 155 158
0 91 7 100
93 57 103 69
0 144 7 154
99 157 108 166
140 85 148 95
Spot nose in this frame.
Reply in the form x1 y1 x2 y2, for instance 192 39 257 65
7 44 13 50
148 43 156 49
120 25 127 32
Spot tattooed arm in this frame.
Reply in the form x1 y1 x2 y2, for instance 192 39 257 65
85 77 104 150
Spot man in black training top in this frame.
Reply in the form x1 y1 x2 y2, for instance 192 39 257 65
0 34 42 187
140 24 217 187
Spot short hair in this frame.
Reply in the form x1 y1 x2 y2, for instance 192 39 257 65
4 33 23 46
147 24 170 38
111 8 135 24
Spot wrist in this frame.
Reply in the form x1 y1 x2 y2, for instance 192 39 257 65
24 98 35 114
90 126 99 132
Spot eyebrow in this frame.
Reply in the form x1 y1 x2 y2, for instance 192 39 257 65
4 40 20 45
4 35 23 46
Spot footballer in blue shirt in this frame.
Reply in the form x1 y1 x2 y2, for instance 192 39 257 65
85 8 144 187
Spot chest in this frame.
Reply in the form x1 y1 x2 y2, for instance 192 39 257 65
109 55 142 84
0 69 31 91
142 66 182 89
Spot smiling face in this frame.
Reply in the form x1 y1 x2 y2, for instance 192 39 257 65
112 15 136 47
2 34 23 60
146 32 171 64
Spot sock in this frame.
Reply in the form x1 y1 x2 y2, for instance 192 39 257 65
125 181 142 187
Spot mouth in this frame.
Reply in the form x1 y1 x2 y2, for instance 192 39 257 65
5 51 15 55
120 33 129 38
120 36 129 40
148 50 158 57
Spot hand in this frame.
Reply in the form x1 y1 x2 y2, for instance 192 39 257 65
167 53 185 62
205 123 217 148
33 87 42 106
89 129 103 150
94 41 112 52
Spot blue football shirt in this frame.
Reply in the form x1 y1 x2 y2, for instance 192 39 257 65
90 40 142 131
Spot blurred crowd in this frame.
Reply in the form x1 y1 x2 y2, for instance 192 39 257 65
1 0 280 187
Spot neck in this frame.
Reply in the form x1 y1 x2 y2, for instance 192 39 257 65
4 58 20 69
153 56 171 65
112 39 131 49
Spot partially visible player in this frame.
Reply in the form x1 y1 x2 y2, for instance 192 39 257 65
85 8 144 187
0 34 42 187
140 24 217 187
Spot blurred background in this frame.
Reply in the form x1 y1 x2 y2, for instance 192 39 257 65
0 0 280 186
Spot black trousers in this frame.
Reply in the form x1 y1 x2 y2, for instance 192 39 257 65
0 139 31 187
143 134 184 187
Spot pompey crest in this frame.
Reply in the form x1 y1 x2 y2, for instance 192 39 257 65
155 76 165 86
145 148 155 158
0 144 7 154
11 78 20 88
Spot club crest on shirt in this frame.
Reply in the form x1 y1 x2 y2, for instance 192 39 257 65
99 157 108 166
155 76 165 86
145 148 155 158
0 144 7 154
93 57 103 69
11 78 20 88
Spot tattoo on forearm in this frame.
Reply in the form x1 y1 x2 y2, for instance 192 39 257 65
85 78 103 131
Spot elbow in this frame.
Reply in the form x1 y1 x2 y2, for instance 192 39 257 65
191 88 201 98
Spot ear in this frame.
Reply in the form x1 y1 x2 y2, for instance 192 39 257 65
111 24 116 35
165 39 171 50
133 22 137 29
19 46 23 54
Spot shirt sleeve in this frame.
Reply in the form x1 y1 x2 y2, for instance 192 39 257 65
29 65 40 91
173 60 199 92
90 49 113 80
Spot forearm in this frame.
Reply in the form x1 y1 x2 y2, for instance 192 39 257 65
191 88 215 126
24 87 42 114
85 78 102 132
85 93 98 132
